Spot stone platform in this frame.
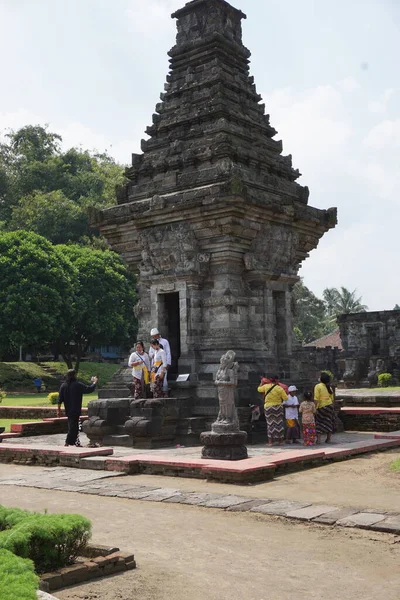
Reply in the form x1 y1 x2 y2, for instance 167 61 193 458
1 432 399 484
336 389 400 407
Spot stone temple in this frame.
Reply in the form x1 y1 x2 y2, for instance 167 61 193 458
92 0 337 426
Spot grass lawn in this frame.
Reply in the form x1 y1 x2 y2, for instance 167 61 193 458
2 392 98 407
390 458 400 472
42 362 119 388
0 419 41 433
0 361 120 392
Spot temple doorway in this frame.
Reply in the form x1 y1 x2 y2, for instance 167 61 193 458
158 292 181 375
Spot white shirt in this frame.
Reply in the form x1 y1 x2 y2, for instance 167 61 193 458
283 395 299 419
128 352 150 380
148 337 171 366
151 348 168 376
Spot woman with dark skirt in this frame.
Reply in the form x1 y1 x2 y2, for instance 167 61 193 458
314 372 335 444
257 375 288 446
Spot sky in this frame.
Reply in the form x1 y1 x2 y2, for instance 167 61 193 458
0 0 399 311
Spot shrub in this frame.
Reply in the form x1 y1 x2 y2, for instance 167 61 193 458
47 392 59 405
0 506 92 573
378 373 393 387
0 388 6 403
0 549 39 600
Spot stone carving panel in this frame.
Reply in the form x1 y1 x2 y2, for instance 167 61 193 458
139 223 210 278
244 224 299 274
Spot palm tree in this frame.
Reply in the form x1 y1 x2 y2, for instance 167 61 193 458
323 287 368 318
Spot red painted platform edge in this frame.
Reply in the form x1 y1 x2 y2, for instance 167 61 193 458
0 432 22 440
0 443 114 458
0 406 88 412
374 431 400 440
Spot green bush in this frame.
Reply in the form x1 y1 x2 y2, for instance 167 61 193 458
0 506 92 573
47 392 59 405
378 373 393 387
0 388 6 403
0 549 39 600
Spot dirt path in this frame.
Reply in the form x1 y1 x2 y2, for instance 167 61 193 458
0 485 399 600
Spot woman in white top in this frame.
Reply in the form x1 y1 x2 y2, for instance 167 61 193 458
128 341 151 399
149 339 168 399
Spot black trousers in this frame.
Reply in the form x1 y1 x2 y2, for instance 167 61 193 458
66 414 80 445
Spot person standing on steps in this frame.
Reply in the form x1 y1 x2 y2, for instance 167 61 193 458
57 369 97 447
128 341 151 399
149 339 168 399
149 327 171 397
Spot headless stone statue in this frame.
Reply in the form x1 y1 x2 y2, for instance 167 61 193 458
214 350 239 430
200 349 248 460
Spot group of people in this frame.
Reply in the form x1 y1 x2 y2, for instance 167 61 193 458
128 328 171 399
257 372 335 446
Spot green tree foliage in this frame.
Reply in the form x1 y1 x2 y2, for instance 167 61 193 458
323 286 368 320
292 281 333 343
393 304 400 311
0 125 126 244
0 231 75 356
55 245 137 370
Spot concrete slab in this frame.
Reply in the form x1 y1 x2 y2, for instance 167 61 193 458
337 512 387 528
251 500 311 516
286 505 338 521
371 516 400 534
201 495 254 509
313 508 360 525
226 499 270 512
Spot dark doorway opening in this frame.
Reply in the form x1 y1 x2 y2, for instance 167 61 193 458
158 292 181 376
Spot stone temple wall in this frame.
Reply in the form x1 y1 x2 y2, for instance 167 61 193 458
338 311 400 387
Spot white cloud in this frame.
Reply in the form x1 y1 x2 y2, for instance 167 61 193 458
363 118 400 150
368 89 395 114
125 0 182 34
263 83 353 180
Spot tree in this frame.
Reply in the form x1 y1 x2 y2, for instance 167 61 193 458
9 190 87 245
323 287 368 318
0 231 75 356
0 125 126 245
394 304 400 311
292 281 333 343
55 245 137 371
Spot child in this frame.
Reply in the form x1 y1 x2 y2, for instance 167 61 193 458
299 391 317 446
283 385 300 444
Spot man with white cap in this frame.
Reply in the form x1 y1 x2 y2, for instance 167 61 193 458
283 385 300 444
149 328 171 396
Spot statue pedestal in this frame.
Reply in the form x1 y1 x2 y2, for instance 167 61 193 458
200 426 248 461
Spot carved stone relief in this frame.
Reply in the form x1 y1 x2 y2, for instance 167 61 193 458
244 224 299 274
138 223 210 278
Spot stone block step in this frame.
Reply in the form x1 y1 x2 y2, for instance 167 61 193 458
102 435 132 447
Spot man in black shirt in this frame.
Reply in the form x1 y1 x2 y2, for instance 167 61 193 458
58 369 98 447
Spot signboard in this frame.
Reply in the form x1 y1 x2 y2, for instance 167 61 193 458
176 374 190 382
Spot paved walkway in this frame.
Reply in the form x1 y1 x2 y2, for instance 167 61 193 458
1 463 399 536
2 431 378 457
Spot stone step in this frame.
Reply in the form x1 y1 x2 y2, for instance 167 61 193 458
102 434 132 447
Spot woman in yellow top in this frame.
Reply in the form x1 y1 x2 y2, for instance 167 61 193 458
314 372 335 444
257 376 288 446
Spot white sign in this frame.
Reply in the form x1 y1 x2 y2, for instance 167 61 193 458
176 374 190 382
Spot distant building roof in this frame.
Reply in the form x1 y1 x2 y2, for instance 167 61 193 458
304 329 343 350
